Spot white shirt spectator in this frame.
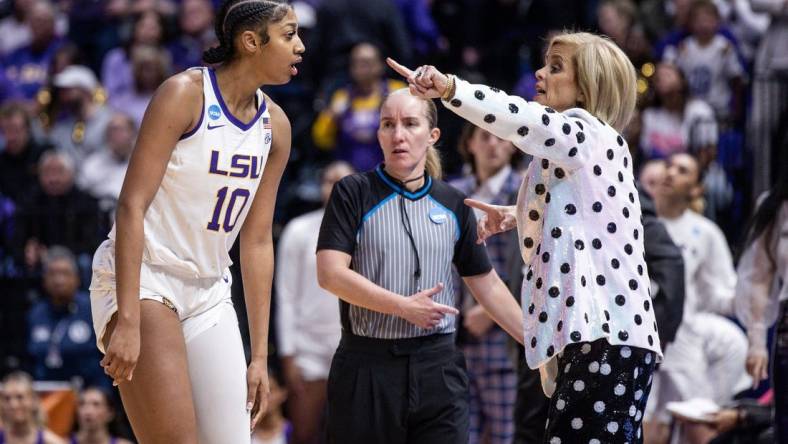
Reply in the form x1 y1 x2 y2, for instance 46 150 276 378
664 34 745 119
640 98 718 159
275 209 341 380
661 209 736 317
647 209 750 422
0 16 31 57
77 149 129 200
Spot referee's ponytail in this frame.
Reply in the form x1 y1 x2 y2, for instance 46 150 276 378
425 145 442 179
421 97 442 179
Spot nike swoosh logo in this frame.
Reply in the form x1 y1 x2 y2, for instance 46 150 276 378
207 123 225 130
223 276 229 283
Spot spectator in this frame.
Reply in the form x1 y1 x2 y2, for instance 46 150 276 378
0 102 49 204
167 0 216 72
646 153 750 444
312 42 406 172
735 142 788 441
47 65 113 163
663 0 746 123
76 112 135 202
108 45 171 128
2 0 64 101
747 0 788 201
639 63 718 161
597 0 653 68
0 0 34 57
0 68 22 105
27 246 107 389
306 0 412 94
15 151 104 271
640 0 693 44
70 387 132 444
640 158 668 197
275 161 353 444
706 399 774 443
100 10 167 101
450 123 523 444
0 371 65 444
639 181 686 347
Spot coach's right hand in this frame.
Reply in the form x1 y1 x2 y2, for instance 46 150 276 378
101 320 140 386
397 283 458 329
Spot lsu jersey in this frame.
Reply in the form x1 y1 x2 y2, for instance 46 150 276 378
109 67 273 279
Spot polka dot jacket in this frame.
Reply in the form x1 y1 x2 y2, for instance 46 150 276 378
444 79 663 369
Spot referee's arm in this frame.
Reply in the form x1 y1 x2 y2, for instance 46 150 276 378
316 249 458 330
463 269 525 345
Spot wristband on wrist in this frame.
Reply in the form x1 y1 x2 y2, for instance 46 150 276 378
442 75 457 101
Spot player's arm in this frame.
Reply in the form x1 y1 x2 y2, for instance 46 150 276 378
238 96 290 428
103 71 203 384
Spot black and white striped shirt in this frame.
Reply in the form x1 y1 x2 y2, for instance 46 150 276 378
317 165 492 339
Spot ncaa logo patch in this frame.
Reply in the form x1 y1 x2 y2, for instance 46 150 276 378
265 132 272 144
429 207 447 224
208 104 222 120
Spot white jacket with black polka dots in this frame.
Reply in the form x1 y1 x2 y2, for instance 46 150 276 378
444 79 664 370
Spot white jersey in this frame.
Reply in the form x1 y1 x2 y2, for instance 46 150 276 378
109 67 272 279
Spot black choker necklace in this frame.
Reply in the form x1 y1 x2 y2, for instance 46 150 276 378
399 174 425 185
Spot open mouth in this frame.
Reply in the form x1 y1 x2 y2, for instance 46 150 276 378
290 58 303 76
536 88 546 95
392 149 408 155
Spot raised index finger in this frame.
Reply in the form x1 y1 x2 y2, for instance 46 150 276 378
464 198 497 213
386 57 414 79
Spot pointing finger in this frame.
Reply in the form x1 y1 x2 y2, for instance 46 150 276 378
464 198 497 213
386 58 414 79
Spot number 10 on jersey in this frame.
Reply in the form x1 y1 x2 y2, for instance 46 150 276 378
207 187 251 232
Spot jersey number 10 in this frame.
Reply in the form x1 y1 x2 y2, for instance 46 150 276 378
207 187 251 232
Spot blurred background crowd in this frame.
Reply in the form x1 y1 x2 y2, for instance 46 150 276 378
0 0 786 443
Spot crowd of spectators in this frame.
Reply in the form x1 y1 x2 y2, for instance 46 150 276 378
1 0 786 442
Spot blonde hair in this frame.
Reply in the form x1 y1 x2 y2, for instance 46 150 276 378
381 89 443 179
548 32 638 131
425 146 442 179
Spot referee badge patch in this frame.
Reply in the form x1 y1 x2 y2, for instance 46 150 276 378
429 207 448 224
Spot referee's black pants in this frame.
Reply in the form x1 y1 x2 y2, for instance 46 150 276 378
327 332 469 444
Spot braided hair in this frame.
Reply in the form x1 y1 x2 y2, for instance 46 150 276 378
203 0 291 65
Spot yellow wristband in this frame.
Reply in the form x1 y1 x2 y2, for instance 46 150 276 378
442 75 456 101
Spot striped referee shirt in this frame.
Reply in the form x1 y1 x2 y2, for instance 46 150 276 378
317 164 492 339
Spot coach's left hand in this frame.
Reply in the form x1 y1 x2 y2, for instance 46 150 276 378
247 359 270 432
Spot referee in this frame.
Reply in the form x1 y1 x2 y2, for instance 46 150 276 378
316 89 524 444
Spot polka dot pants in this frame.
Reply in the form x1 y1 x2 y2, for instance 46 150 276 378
543 339 656 444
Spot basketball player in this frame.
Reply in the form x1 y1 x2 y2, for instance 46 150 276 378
88 1 303 443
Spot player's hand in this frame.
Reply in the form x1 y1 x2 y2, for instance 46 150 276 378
464 199 517 244
100 320 140 386
386 58 449 99
397 283 458 329
247 359 270 432
463 304 495 338
746 352 768 389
